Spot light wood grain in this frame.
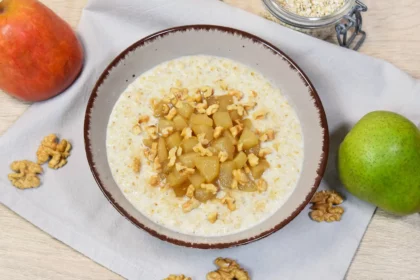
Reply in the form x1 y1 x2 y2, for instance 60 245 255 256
1 0 419 279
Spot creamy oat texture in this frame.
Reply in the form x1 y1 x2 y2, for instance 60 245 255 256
278 0 346 17
106 55 303 236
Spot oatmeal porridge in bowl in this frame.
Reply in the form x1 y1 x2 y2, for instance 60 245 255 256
85 25 328 248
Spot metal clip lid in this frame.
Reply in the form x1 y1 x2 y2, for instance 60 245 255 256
336 0 368 51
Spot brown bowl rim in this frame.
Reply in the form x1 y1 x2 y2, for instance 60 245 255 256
84 24 329 249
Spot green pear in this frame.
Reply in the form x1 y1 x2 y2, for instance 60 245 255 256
338 111 420 215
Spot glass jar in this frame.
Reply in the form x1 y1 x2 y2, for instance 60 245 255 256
262 0 368 50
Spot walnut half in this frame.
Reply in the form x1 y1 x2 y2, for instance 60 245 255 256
36 134 71 169
206 258 250 280
8 160 43 189
164 274 192 280
309 190 344 222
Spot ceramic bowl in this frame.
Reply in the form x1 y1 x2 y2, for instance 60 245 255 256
84 25 328 249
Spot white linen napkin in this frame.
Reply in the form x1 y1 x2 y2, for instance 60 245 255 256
1 0 419 279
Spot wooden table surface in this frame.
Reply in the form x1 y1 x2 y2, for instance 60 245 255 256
1 0 419 279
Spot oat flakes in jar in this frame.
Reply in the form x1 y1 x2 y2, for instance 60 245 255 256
262 0 368 50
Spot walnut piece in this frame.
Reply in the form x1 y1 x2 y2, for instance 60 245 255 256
201 86 214 98
197 133 210 145
146 142 158 161
146 125 158 140
176 163 195 176
182 198 201 213
168 147 178 167
193 90 203 102
266 129 275 140
170 87 188 101
247 153 259 167
231 179 238 190
186 184 195 198
164 275 192 280
201 183 218 195
243 101 256 111
229 124 243 138
221 193 236 211
311 190 344 205
161 96 171 104
162 126 174 137
131 124 142 135
8 160 43 189
259 134 268 142
195 99 208 114
228 89 243 100
206 104 219 116
253 109 268 120
149 175 160 186
161 103 170 115
208 212 218 224
132 157 141 173
227 104 245 116
36 134 71 169
206 258 250 280
193 142 213 156
213 126 224 139
181 127 193 139
153 157 162 172
232 169 248 185
309 190 345 222
138 115 150 124
256 178 268 193
258 148 271 158
259 130 276 142
218 151 228 163
165 107 177 120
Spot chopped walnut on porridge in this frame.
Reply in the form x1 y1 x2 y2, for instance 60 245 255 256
138 85 278 216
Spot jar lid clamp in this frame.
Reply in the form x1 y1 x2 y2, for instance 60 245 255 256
262 0 369 51
335 1 368 51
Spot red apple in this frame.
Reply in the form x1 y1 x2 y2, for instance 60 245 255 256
0 0 84 101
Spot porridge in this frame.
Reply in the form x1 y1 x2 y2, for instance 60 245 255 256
106 55 303 236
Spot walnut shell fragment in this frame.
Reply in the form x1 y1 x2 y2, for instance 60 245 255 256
8 160 43 189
